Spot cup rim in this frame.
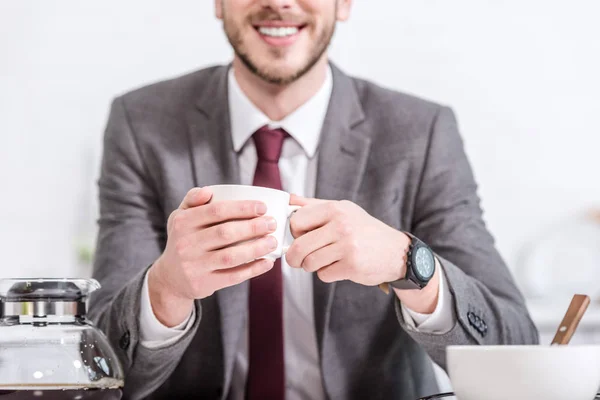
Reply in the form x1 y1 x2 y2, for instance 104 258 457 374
206 184 288 197
447 344 600 351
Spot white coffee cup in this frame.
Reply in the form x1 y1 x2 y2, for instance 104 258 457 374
207 184 300 261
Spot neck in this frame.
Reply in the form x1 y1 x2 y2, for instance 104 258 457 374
232 55 329 121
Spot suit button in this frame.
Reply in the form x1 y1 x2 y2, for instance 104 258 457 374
467 312 477 324
467 312 485 335
119 330 131 350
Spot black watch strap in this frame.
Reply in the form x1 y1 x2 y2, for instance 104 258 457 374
389 276 421 290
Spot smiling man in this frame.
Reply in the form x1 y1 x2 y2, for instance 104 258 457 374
90 1 539 399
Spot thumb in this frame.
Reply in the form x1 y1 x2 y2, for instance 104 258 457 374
290 194 327 207
179 187 213 210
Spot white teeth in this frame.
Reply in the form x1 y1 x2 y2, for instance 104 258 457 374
258 26 299 38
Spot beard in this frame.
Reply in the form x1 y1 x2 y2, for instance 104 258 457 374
222 7 336 85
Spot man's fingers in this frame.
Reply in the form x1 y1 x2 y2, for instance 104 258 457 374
196 216 277 251
299 243 344 273
290 201 341 238
199 200 268 226
285 224 336 268
316 261 346 283
213 258 275 289
180 187 213 210
208 235 278 270
171 199 269 236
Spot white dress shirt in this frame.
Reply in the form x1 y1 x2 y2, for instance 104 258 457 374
139 66 456 399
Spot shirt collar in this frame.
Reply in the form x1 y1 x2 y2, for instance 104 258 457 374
228 66 333 158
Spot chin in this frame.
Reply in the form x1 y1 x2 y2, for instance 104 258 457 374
262 66 301 79
255 57 314 83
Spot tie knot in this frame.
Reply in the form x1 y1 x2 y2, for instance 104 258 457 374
253 126 287 162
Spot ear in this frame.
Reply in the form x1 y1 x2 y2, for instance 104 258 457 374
336 0 352 22
215 0 223 20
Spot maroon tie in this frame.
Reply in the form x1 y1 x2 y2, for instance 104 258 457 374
246 126 287 400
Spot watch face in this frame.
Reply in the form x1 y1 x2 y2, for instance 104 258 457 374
414 247 435 280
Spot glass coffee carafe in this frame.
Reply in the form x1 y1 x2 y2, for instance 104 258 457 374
0 278 124 399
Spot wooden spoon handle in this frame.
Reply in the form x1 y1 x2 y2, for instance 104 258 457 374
551 294 591 345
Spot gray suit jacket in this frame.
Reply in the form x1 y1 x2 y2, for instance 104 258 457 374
89 63 539 400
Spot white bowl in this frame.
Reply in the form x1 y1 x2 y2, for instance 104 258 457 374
447 345 600 400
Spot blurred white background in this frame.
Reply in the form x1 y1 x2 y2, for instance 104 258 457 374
1 1 600 339
2 1 600 392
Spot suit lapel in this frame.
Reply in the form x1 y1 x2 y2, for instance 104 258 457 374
313 64 371 357
187 65 240 187
187 65 246 392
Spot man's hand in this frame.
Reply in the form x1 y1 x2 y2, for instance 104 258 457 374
148 187 279 327
286 195 440 314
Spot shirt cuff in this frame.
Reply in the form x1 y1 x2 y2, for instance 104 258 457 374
139 270 196 349
400 261 456 334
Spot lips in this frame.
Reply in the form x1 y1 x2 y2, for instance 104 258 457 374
258 26 300 38
253 23 307 47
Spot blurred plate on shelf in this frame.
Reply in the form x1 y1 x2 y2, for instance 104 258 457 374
517 213 600 299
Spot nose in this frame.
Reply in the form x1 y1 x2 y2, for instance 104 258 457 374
259 0 293 10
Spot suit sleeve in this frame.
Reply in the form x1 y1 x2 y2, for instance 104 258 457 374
88 97 202 400
394 106 539 369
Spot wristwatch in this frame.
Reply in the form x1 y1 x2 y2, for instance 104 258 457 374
388 232 436 290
